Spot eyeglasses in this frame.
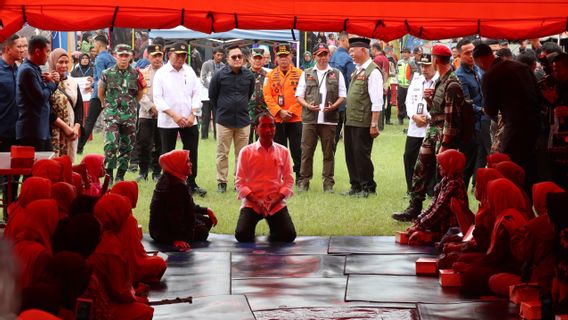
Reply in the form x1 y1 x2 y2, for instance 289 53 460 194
230 55 243 60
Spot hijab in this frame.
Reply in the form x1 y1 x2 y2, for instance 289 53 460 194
474 168 504 203
159 150 189 182
44 251 92 309
494 161 525 189
486 152 511 168
93 194 131 234
70 53 92 78
53 156 73 184
15 199 60 253
301 51 315 69
32 160 64 183
532 182 564 216
436 149 466 178
80 154 105 195
51 182 77 218
110 181 138 209
5 177 52 239
486 178 527 222
52 214 101 259
68 195 100 217
71 172 85 195
48 48 67 74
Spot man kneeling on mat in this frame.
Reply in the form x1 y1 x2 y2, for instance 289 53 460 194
235 113 297 243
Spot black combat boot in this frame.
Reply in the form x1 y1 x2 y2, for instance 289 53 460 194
115 169 127 183
391 198 422 222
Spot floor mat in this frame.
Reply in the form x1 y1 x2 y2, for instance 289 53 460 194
232 254 346 279
164 251 230 276
143 233 330 255
346 275 473 304
345 254 437 276
328 236 437 255
417 301 520 320
255 307 418 320
152 295 255 320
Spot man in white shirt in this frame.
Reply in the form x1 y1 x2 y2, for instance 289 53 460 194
153 42 206 197
235 113 296 243
403 54 438 193
295 43 346 193
343 38 383 197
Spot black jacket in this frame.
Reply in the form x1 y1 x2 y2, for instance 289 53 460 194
149 173 207 243
208 65 254 128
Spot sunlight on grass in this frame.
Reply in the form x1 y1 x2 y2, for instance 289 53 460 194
80 123 430 236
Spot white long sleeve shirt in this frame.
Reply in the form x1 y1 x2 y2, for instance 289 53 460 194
405 72 439 138
355 58 384 112
153 62 201 128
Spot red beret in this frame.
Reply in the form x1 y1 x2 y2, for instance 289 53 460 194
432 44 452 57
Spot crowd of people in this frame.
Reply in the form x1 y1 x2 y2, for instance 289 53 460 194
1 28 568 318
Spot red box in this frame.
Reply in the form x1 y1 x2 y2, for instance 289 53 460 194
439 269 461 287
395 231 409 244
510 283 540 305
555 316 568 320
10 145 35 168
520 300 541 320
416 257 438 276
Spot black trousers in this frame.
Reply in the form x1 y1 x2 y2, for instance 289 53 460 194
160 126 200 188
384 87 392 123
137 118 162 175
274 122 302 175
200 101 216 139
462 120 491 190
16 138 52 151
403 136 424 193
234 207 296 243
335 109 345 145
78 98 103 152
344 125 376 192
397 86 408 122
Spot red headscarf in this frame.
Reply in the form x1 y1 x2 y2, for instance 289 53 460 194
486 152 511 168
15 199 60 253
32 159 63 183
71 172 85 195
5 177 52 239
110 181 138 209
17 310 62 320
80 154 105 196
474 168 504 204
53 155 73 183
93 193 131 234
487 178 527 222
494 161 525 189
436 149 466 177
532 182 564 216
51 182 77 218
159 150 189 182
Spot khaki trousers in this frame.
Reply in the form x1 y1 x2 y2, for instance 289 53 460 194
216 124 250 183
298 123 336 188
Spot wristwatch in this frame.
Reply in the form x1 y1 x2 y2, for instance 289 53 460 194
370 123 377 128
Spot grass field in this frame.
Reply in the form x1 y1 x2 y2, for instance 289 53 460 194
80 122 425 236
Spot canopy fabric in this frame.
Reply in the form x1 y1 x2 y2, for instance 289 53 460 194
149 27 300 42
1 0 567 42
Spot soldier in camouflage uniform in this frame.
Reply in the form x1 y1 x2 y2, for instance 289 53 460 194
248 48 269 142
98 44 144 182
393 44 466 221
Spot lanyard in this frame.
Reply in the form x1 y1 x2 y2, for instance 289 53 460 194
274 68 293 94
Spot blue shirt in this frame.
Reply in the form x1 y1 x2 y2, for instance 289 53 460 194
15 59 57 140
455 63 487 131
0 58 18 139
92 50 116 100
330 47 355 112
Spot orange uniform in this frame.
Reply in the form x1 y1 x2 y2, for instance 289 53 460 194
263 65 303 123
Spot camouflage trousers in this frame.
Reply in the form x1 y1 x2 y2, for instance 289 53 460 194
409 125 442 203
104 118 136 172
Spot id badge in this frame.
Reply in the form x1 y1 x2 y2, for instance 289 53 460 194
417 103 424 114
278 95 284 106
318 93 322 105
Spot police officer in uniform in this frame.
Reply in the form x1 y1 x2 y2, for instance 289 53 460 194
98 44 143 183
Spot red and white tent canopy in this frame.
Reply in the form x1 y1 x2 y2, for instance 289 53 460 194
1 0 567 41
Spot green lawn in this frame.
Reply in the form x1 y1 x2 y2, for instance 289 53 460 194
80 123 421 236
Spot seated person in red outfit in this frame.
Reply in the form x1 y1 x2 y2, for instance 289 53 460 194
406 149 468 245
234 113 296 243
149 150 217 251
111 181 166 284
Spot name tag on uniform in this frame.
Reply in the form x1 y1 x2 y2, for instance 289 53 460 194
278 95 284 106
356 75 366 81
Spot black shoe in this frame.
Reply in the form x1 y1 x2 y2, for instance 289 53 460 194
128 163 138 173
323 185 334 193
398 119 404 125
152 172 161 182
386 121 393 125
392 200 422 222
191 186 207 197
136 173 148 182
217 183 227 193
341 188 366 197
297 181 309 192
115 169 127 183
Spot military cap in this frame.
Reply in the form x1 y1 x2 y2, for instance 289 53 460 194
147 44 163 56
312 43 329 55
115 44 133 55
172 42 189 54
252 48 265 58
418 54 433 65
276 43 291 56
349 38 370 48
431 44 452 57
